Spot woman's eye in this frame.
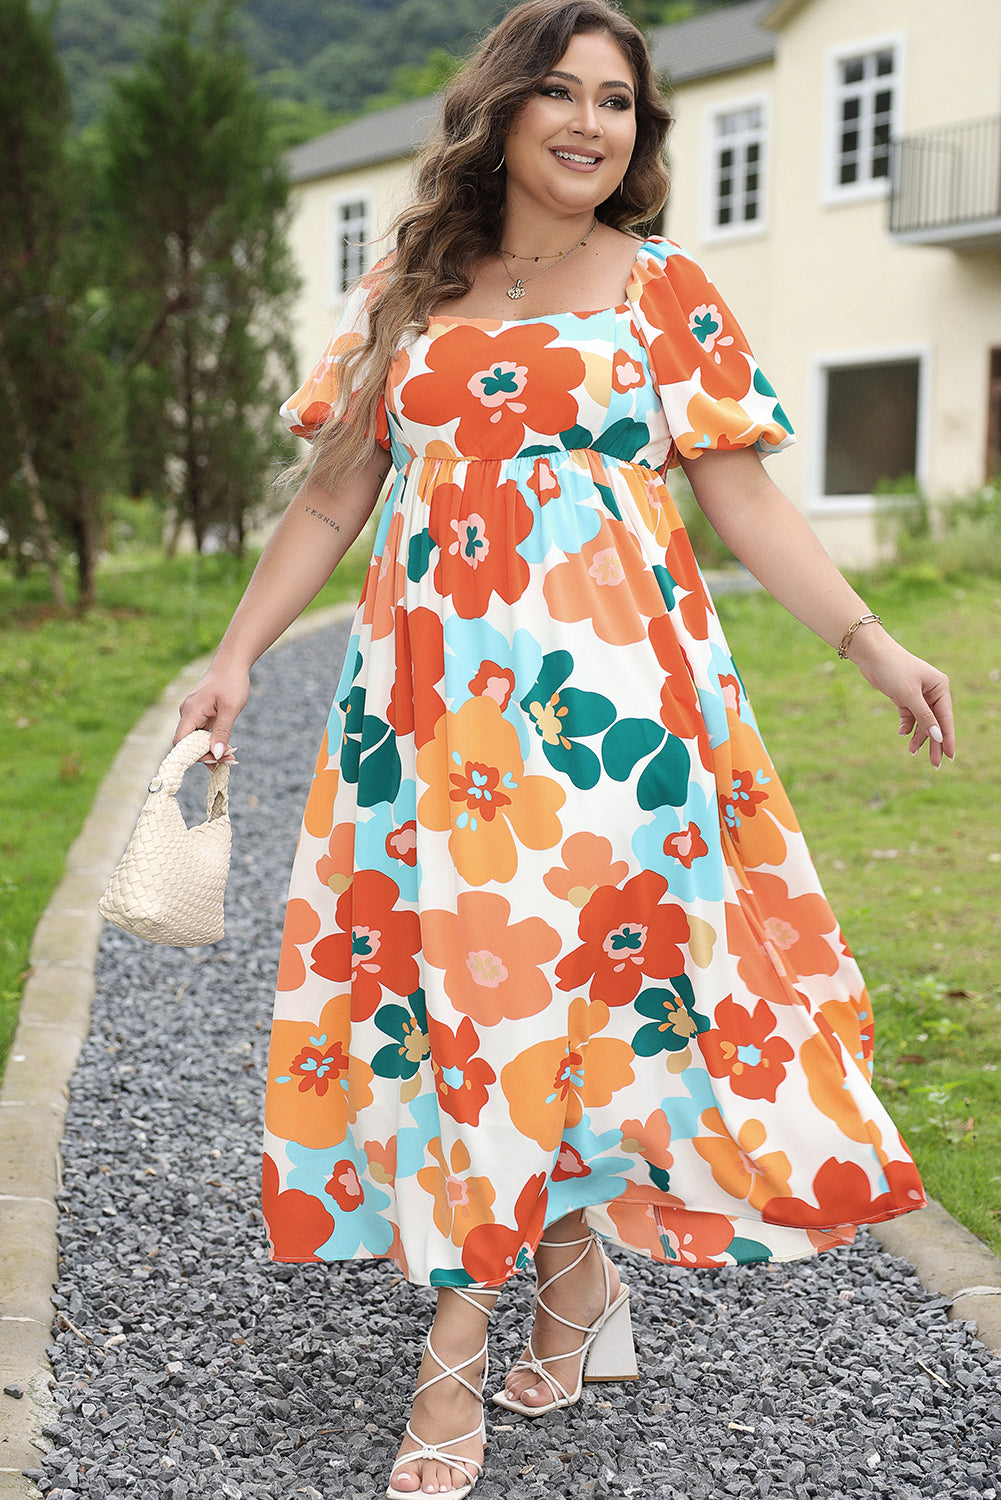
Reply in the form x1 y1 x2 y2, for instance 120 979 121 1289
540 85 572 100
603 95 632 111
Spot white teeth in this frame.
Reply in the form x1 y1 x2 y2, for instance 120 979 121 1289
555 151 600 165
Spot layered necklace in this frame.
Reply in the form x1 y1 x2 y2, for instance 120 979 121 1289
499 219 598 300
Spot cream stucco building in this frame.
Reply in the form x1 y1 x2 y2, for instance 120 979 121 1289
284 0 1001 566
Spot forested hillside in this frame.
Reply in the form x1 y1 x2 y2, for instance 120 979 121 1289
46 0 745 130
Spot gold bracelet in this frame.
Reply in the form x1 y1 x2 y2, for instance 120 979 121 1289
837 613 882 659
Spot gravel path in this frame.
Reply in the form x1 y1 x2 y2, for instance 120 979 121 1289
30 622 1001 1500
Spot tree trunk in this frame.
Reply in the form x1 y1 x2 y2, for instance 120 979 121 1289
0 332 67 608
71 497 98 611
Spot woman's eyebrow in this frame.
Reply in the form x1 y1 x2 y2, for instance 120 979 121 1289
545 69 635 93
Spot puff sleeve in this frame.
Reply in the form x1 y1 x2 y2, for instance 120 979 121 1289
279 266 391 451
627 238 794 468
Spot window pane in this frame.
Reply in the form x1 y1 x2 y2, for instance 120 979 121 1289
824 361 919 494
842 57 864 85
876 50 894 75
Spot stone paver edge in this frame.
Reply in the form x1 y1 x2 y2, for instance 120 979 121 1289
1 598 999 1494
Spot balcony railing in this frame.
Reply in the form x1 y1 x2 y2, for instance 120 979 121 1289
889 116 1001 248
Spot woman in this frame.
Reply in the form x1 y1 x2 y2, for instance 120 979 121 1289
175 3 955 1496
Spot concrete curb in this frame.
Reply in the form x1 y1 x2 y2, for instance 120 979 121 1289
2 595 1000 1495
0 603 355 1498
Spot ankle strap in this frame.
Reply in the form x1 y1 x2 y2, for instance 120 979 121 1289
537 1230 595 1249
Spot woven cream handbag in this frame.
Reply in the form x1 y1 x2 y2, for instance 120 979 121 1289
98 730 232 946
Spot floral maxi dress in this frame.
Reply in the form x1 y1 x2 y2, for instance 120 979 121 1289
262 237 925 1288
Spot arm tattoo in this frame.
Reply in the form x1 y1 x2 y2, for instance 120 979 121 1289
304 505 340 532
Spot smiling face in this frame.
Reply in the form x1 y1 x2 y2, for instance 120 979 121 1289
503 30 638 220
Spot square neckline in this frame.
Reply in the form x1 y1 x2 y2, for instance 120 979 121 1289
425 235 660 328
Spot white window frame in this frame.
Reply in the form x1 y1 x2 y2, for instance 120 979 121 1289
701 93 770 244
330 193 373 303
822 33 905 206
806 343 932 516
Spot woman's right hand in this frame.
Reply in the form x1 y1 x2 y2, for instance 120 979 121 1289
174 664 251 762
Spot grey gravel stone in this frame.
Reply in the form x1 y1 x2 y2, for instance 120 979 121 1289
38 620 1001 1499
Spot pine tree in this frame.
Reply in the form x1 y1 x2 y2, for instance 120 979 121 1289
102 0 298 553
0 0 107 606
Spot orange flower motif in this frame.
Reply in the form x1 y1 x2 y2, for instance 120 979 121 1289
798 996 879 1143
416 695 565 887
390 605 445 750
426 1014 497 1126
714 715 799 872
400 322 585 457
646 613 709 755
738 872 840 980
428 477 532 620
556 870 690 1007
469 660 516 711
663 823 709 868
698 995 795 1103
265 992 374 1150
612 350 645 393
461 1173 549 1286
262 1153 334 1262
543 832 630 908
309 870 421 1022
302 730 340 839
527 457 561 504
621 464 675 548
607 1195 736 1267
693 1108 792 1211
315 821 355 897
276 898 322 992
360 509 405 643
619 1107 674 1173
761 1156 926 1231
363 1136 397 1185
417 1136 496 1246
543 519 667 645
500 996 635 1149
421 890 561 1026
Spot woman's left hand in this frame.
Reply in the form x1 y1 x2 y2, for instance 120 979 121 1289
848 632 955 768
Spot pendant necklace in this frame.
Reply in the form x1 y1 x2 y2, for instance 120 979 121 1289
500 219 598 301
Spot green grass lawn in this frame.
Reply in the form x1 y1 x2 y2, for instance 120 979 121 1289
2 556 999 1253
0 542 371 1073
716 571 1001 1254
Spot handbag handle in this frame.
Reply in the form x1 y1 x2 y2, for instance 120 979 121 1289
148 730 230 821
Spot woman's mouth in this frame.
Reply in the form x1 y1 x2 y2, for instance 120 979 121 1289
552 149 604 168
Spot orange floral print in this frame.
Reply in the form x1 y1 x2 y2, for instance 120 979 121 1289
302 730 340 839
360 509 405 643
262 1153 334 1262
543 832 630 908
421 890 561 1025
556 871 690 1007
309 870 421 1022
265 993 374 1150
400 321 585 457
698 995 795 1104
500 996 635 1149
543 520 667 646
426 1014 497 1127
276 898 321 992
429 477 532 620
461 1173 549 1286
619 1107 674 1173
315 821 354 897
693 1108 792 1210
738 872 840 980
390 605 446 750
417 1136 496 1246
416 696 565 887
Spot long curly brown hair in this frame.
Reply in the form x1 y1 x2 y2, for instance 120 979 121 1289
296 0 673 489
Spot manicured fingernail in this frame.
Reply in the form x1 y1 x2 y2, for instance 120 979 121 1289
212 741 225 758
929 725 943 743
898 724 909 735
909 746 918 755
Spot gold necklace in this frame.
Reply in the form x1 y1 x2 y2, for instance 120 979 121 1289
499 220 598 301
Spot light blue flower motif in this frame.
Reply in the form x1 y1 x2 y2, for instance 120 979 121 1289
659 1067 718 1144
442 615 543 756
695 642 763 750
285 1137 394 1260
353 779 420 901
545 1113 631 1221
631 782 724 902
516 458 603 565
395 1090 441 1178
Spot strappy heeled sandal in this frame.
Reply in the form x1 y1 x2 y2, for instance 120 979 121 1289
387 1287 493 1500
491 1230 638 1417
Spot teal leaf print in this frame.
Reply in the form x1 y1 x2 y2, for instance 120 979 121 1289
727 1236 772 1264
602 717 665 781
632 975 710 1056
593 418 651 463
636 733 690 810
652 563 677 610
522 654 616 790
407 527 435 582
647 1162 672 1194
544 737 601 791
559 424 594 451
481 365 519 396
558 686 617 738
